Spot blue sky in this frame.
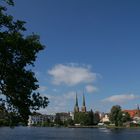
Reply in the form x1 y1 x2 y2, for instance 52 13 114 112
7 0 140 114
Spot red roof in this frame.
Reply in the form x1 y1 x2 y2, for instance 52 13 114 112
123 110 138 118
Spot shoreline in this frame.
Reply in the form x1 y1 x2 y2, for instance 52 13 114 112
68 125 140 129
1 125 140 129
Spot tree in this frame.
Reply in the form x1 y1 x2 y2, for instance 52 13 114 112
88 109 94 125
0 0 49 124
122 112 131 123
94 111 100 125
66 118 74 126
55 113 63 126
74 111 95 126
109 105 131 127
109 105 122 126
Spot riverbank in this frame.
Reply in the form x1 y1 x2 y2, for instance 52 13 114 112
68 125 99 128
68 125 140 129
106 126 140 129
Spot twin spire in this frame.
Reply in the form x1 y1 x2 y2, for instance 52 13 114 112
74 92 86 113
74 92 79 112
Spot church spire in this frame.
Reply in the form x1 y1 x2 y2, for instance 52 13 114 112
74 92 79 112
83 93 85 106
76 92 78 106
81 92 86 112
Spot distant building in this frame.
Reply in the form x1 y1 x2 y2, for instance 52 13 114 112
47 115 56 122
101 114 110 123
55 112 72 122
74 93 87 113
70 112 74 120
74 93 79 112
28 114 48 126
123 105 140 118
81 94 86 113
123 110 138 118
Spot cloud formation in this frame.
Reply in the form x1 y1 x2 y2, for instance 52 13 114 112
40 91 76 114
85 85 98 93
102 94 139 104
48 64 98 86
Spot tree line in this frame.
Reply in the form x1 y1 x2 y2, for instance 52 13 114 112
74 110 100 126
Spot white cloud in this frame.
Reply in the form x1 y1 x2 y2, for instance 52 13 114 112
40 91 76 114
102 94 139 104
85 85 98 93
63 91 75 100
48 64 98 86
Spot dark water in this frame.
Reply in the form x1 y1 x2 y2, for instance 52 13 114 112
0 127 140 140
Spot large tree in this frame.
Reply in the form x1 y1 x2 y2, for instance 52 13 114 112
74 111 96 126
109 105 122 126
94 111 100 125
109 105 131 127
0 0 49 125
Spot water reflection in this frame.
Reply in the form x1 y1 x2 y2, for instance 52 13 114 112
98 127 112 134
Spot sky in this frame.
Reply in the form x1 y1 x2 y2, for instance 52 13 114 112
6 0 140 114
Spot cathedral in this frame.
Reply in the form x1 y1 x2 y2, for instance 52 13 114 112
74 93 86 113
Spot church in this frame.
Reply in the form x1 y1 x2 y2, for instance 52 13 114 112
74 93 87 113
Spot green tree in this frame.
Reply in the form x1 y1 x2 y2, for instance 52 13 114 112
55 113 63 126
94 111 100 125
67 118 74 126
0 0 49 125
88 109 94 125
109 105 122 126
74 112 94 126
122 112 131 122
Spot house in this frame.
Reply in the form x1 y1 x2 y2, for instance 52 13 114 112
28 114 48 126
101 114 110 123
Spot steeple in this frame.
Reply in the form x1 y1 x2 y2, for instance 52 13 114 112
83 93 85 106
74 92 79 112
81 93 86 112
76 92 78 106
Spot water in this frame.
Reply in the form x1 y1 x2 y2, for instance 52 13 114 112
0 127 140 140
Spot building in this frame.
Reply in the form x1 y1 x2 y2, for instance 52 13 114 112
74 93 87 113
123 105 140 118
101 114 110 123
55 112 72 122
81 93 86 112
28 114 49 126
74 93 79 112
47 115 56 122
123 110 138 118
70 112 74 120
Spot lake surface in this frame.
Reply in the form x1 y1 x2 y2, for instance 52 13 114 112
0 127 140 140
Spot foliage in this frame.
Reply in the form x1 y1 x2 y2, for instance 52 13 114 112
122 112 131 123
74 111 99 126
66 118 74 126
109 105 131 126
88 109 94 125
0 0 49 125
109 105 122 126
0 103 8 126
94 111 100 125
55 113 63 126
